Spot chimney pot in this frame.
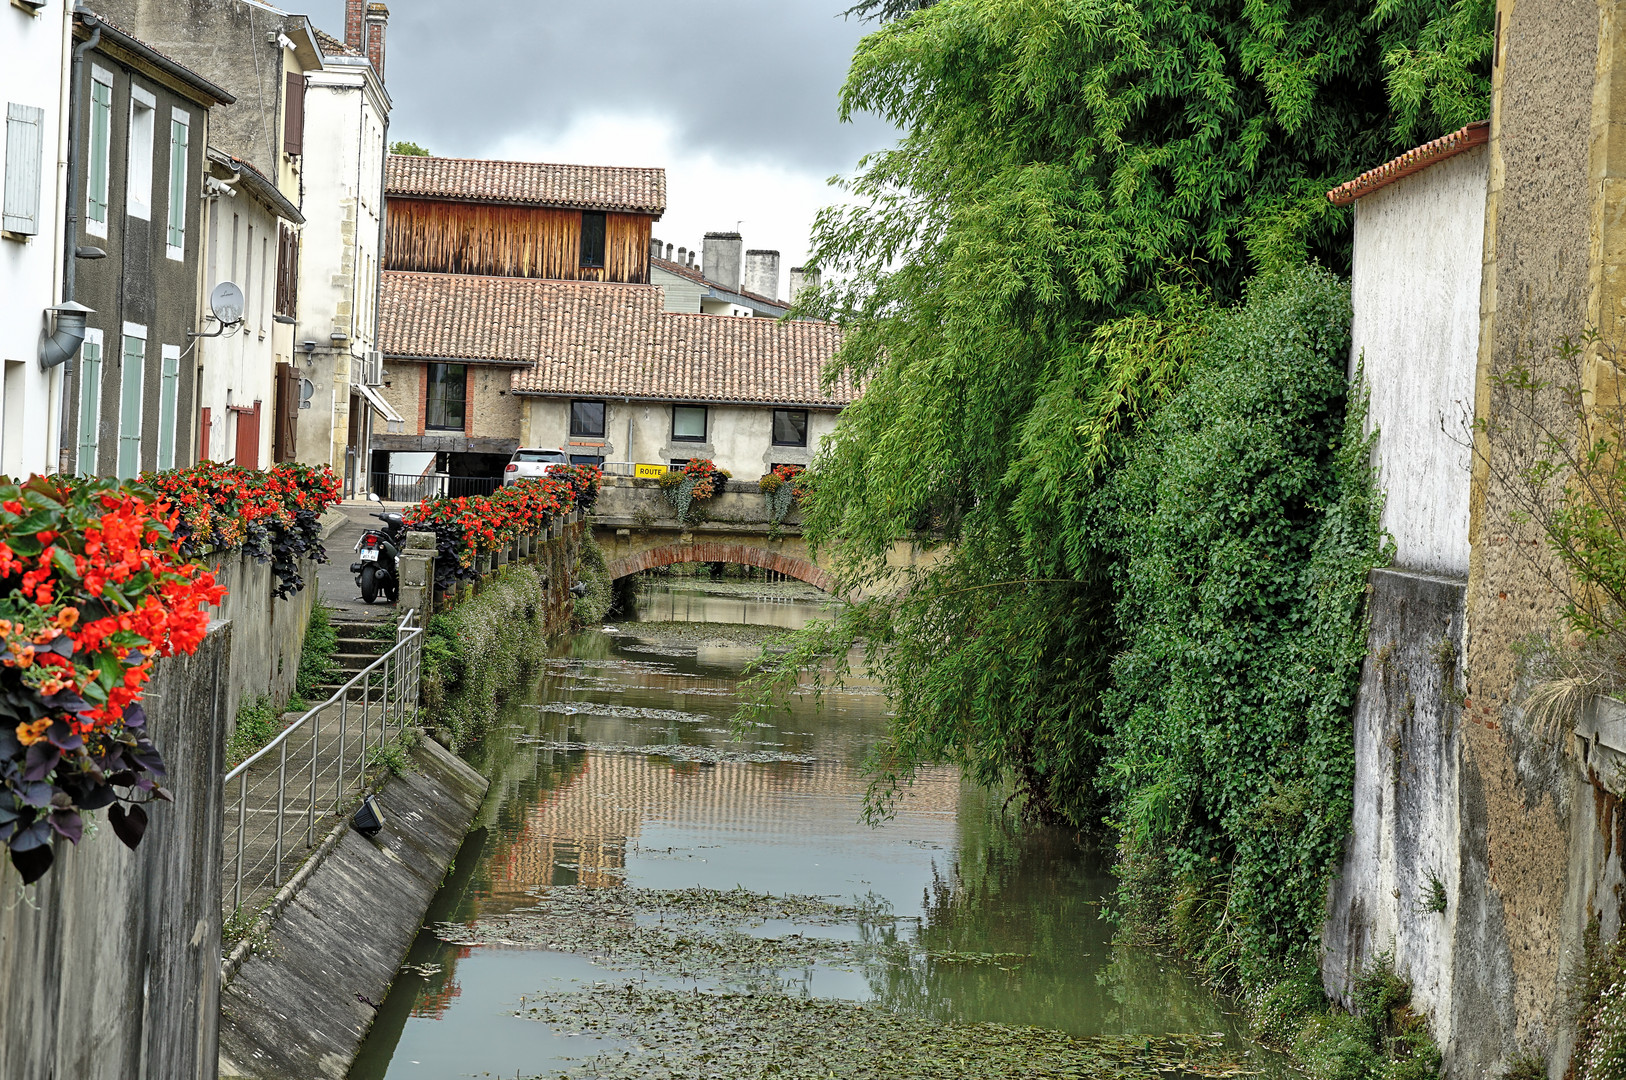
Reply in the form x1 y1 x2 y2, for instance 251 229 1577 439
665 243 674 261
677 246 687 266
789 266 819 304
743 249 781 302
364 3 389 81
650 236 663 261
702 232 743 292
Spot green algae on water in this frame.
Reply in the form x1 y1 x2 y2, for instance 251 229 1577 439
518 985 1256 1079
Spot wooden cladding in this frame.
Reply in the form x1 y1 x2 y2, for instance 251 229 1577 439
384 199 652 283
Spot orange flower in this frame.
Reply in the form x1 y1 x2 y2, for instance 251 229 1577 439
15 718 50 746
54 607 79 629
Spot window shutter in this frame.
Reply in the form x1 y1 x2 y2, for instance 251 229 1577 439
235 401 261 469
3 103 44 235
77 335 102 475
88 78 111 226
157 346 179 469
283 72 305 156
118 336 145 480
276 223 299 316
166 116 188 253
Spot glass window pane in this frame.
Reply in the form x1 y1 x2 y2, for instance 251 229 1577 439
426 363 466 430
579 211 606 268
672 406 706 440
570 400 605 437
772 409 807 446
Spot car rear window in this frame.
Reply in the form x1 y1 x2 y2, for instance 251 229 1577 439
513 450 567 463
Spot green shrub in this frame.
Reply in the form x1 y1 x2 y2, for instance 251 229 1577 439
293 604 339 704
573 538 613 626
226 695 282 767
422 562 554 751
1572 919 1626 1080
1287 956 1442 1080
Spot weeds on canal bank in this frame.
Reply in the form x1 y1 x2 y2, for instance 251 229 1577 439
1569 918 1626 1080
225 695 282 768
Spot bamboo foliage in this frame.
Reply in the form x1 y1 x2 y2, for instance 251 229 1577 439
385 200 652 283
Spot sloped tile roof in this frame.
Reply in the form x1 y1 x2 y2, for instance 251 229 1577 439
1327 120 1490 206
313 28 361 57
651 256 787 309
380 272 849 407
385 155 666 217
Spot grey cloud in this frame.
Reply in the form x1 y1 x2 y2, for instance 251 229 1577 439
313 0 897 173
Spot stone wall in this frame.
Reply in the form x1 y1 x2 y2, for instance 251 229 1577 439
0 623 232 1080
209 550 320 732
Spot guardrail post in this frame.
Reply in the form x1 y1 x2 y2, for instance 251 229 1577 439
234 775 246 913
307 705 319 848
274 741 287 887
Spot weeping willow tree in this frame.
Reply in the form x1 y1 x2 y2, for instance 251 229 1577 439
743 0 1490 989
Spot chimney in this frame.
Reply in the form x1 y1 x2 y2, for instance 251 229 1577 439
788 266 820 304
665 242 674 261
345 0 365 50
744 249 781 300
676 246 687 267
650 236 663 261
702 232 743 292
364 3 389 80
688 249 697 269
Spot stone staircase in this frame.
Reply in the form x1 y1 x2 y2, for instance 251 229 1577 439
311 618 395 699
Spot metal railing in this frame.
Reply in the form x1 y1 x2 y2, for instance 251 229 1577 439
370 472 502 502
221 609 425 916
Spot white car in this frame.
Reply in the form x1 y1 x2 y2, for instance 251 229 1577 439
504 448 568 486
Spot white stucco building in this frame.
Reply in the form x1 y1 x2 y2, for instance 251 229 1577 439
197 149 303 469
293 16 396 497
0 0 71 477
1338 121 1490 577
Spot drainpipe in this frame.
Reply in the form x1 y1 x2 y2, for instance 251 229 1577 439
41 15 101 375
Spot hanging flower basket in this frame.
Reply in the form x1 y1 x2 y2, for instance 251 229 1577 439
758 464 806 526
659 459 729 524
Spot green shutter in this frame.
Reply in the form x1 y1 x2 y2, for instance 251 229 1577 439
166 117 187 252
117 335 144 480
88 77 110 226
157 347 178 469
77 337 101 475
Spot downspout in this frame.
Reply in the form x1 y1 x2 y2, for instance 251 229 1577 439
40 16 101 373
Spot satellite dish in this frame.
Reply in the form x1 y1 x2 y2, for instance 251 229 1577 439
209 281 245 325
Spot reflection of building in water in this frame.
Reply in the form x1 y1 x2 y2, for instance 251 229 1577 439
409 945 472 1019
478 752 958 911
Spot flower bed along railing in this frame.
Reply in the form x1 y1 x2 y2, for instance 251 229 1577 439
404 470 597 591
659 459 730 524
0 476 225 883
758 464 807 526
139 461 343 598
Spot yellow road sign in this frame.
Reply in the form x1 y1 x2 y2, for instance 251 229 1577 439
634 463 669 479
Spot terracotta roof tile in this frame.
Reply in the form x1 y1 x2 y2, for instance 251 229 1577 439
314 28 361 57
380 272 849 408
385 155 666 217
1327 120 1490 206
651 256 787 309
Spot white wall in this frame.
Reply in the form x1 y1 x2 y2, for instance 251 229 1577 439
294 61 388 479
650 265 703 313
198 179 282 468
0 0 70 477
1350 147 1487 577
523 397 839 479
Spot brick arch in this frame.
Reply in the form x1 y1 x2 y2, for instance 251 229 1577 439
605 541 842 597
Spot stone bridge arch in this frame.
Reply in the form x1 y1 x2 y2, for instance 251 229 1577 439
604 540 841 597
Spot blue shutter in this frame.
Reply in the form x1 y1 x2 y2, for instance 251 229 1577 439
88 77 110 227
118 335 144 480
157 346 179 469
77 335 102 475
3 103 44 235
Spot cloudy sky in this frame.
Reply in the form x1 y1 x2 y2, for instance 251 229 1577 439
312 0 899 293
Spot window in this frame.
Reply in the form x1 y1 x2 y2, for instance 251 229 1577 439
157 345 180 469
579 210 606 269
3 102 45 236
244 223 254 324
569 399 605 438
126 87 155 220
425 363 466 430
165 109 188 258
117 326 146 480
86 67 111 236
77 329 103 475
772 408 808 447
671 405 707 442
569 454 605 466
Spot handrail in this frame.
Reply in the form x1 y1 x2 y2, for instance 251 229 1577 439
222 609 421 784
221 608 426 916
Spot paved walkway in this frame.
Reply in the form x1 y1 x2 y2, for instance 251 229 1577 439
319 500 415 622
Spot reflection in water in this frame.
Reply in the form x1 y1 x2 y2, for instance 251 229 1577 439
348 583 1251 1080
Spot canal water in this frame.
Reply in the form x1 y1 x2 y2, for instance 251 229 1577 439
348 580 1262 1079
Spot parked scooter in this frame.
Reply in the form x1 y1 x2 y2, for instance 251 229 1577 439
349 512 406 604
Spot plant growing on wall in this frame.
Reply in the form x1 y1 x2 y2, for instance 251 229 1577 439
660 459 729 525
759 465 807 527
405 475 586 591
0 476 225 883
